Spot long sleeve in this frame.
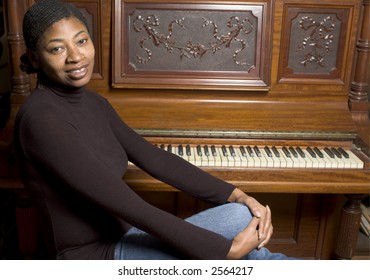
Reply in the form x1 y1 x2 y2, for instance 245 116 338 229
15 88 235 259
105 100 235 204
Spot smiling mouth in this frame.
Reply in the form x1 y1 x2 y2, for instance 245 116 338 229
66 66 88 79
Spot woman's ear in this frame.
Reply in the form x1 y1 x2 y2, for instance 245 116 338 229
27 50 40 70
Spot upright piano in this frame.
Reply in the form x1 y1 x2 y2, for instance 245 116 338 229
1 0 369 259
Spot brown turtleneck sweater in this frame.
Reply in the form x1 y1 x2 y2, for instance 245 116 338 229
14 79 235 259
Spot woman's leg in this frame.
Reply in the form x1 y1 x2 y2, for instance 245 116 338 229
114 203 295 260
184 203 295 260
114 226 186 260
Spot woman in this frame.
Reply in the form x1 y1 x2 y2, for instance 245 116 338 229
14 0 292 260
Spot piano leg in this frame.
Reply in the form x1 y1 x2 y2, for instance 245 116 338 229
15 190 38 259
335 194 367 259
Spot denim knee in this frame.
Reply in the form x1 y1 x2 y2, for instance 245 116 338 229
224 203 253 221
185 203 253 241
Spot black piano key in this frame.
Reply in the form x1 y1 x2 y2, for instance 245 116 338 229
313 147 324 158
253 146 262 157
296 147 305 158
167 144 172 153
306 147 316 158
186 145 191 156
338 147 350 158
289 146 298 158
160 144 165 150
282 146 291 158
211 145 217 156
331 147 342 158
204 145 210 156
324 147 334 158
264 146 273 157
178 145 184 156
221 145 228 156
246 146 254 157
229 146 236 157
196 145 202 156
272 146 280 157
239 146 247 157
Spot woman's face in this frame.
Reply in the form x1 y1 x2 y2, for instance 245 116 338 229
32 16 95 88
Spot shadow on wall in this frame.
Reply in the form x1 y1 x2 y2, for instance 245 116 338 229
0 4 10 131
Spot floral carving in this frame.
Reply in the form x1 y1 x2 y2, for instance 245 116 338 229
296 16 336 68
132 14 254 70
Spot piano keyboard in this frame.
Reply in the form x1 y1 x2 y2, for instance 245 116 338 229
148 144 364 169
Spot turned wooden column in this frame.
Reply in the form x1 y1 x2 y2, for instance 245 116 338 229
335 194 367 259
349 0 370 111
4 0 31 102
4 0 36 259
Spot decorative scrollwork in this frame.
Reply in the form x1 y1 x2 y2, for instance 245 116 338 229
296 16 336 68
132 14 254 70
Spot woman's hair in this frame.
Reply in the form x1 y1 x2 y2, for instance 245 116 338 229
20 0 88 73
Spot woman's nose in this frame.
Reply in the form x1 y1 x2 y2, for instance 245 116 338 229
66 47 84 63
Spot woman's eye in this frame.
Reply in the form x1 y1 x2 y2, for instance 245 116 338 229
78 38 88 45
49 46 63 53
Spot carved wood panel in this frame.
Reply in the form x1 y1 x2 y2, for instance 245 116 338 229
278 4 353 84
112 0 272 90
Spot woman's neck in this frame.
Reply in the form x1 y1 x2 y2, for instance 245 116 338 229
37 71 85 103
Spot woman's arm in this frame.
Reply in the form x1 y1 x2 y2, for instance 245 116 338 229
105 100 235 204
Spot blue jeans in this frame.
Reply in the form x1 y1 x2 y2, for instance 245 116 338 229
114 203 294 260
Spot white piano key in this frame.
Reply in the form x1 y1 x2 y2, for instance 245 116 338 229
230 147 242 167
258 151 268 167
305 151 319 168
219 146 235 167
251 152 261 167
304 155 313 168
194 147 202 166
280 150 293 168
212 146 223 167
260 149 274 168
236 148 248 167
320 149 337 168
295 148 307 168
200 146 209 167
275 148 287 168
346 150 364 168
290 154 302 168
335 156 346 168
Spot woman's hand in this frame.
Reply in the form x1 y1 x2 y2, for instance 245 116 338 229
226 216 260 259
227 188 273 257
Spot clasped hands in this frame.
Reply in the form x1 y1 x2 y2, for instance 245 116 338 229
226 188 273 260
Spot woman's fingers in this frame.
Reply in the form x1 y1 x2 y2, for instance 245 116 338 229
258 205 273 247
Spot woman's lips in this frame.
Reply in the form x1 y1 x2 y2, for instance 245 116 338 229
66 65 88 80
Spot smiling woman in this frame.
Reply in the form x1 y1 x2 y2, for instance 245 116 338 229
33 18 95 88
20 4 94 88
13 0 294 261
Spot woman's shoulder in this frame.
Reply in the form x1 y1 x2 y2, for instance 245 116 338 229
23 88 56 107
17 88 66 124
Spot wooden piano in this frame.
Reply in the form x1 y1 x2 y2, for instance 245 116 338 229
1 0 369 259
